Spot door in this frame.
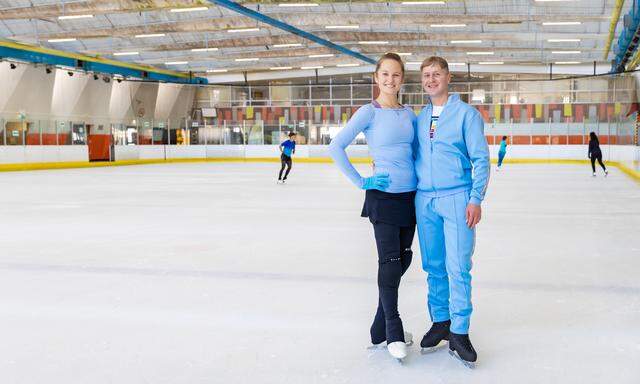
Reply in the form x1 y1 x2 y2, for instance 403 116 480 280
88 125 111 162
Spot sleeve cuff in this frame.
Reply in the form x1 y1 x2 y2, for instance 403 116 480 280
469 196 482 206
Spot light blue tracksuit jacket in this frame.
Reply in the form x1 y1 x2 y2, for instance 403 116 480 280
415 93 490 334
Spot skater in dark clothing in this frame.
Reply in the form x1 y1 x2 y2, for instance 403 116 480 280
278 132 296 183
588 132 608 177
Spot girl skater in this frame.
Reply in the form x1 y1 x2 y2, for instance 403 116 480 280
497 136 507 171
588 132 608 177
329 53 417 362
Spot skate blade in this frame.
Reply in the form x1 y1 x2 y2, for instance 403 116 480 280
448 349 476 369
366 344 385 350
367 339 413 350
420 341 447 355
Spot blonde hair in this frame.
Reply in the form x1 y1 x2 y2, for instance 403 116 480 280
420 56 449 72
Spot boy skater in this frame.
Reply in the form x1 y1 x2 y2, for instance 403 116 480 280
414 57 490 368
278 132 296 184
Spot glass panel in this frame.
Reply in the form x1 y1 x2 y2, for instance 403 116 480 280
72 122 86 145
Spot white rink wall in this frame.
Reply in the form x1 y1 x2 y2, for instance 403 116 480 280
0 145 638 171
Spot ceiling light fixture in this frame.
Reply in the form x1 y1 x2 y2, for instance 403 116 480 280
542 21 581 26
478 61 504 65
309 54 334 58
278 3 319 7
47 38 77 42
227 28 260 33
191 48 219 52
235 58 260 62
430 24 466 28
547 39 581 42
273 43 303 48
401 1 445 4
170 7 208 12
165 61 188 65
325 25 359 29
552 50 581 54
358 41 388 45
555 61 581 64
451 40 482 44
135 33 165 38
337 63 360 67
270 66 293 70
301 65 323 69
207 69 228 73
113 51 139 56
467 51 494 55
58 14 93 20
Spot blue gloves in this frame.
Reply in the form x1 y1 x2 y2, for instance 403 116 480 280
361 173 390 191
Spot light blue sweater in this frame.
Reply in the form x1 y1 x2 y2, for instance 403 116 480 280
329 103 417 193
415 94 490 205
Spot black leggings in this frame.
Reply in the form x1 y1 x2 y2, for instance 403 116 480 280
278 154 292 180
370 222 415 344
590 154 606 173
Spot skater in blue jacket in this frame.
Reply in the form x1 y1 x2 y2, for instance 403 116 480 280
414 56 490 368
329 53 417 362
497 136 507 171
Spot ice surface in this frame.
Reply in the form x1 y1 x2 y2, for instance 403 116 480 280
0 162 639 383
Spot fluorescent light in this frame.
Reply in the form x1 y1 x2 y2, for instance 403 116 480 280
135 33 165 38
337 63 360 67
478 61 504 65
279 3 319 7
402 1 445 4
301 66 324 69
207 69 228 73
542 21 581 26
552 50 581 54
235 58 259 62
547 39 581 42
58 14 93 20
448 62 467 66
170 6 208 12
325 25 359 29
397 52 412 56
113 52 139 56
47 38 77 42
359 41 388 45
270 66 293 70
555 61 581 64
227 28 260 33
309 54 334 58
273 43 303 48
451 40 482 44
431 24 466 28
165 61 188 65
467 51 494 55
191 47 219 52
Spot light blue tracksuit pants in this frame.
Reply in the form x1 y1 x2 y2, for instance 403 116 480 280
416 189 475 334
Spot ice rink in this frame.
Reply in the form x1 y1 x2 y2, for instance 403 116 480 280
1 161 639 384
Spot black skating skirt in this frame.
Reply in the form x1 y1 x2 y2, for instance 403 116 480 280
361 189 416 227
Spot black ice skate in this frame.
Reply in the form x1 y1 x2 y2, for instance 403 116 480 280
448 332 477 369
420 320 450 354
